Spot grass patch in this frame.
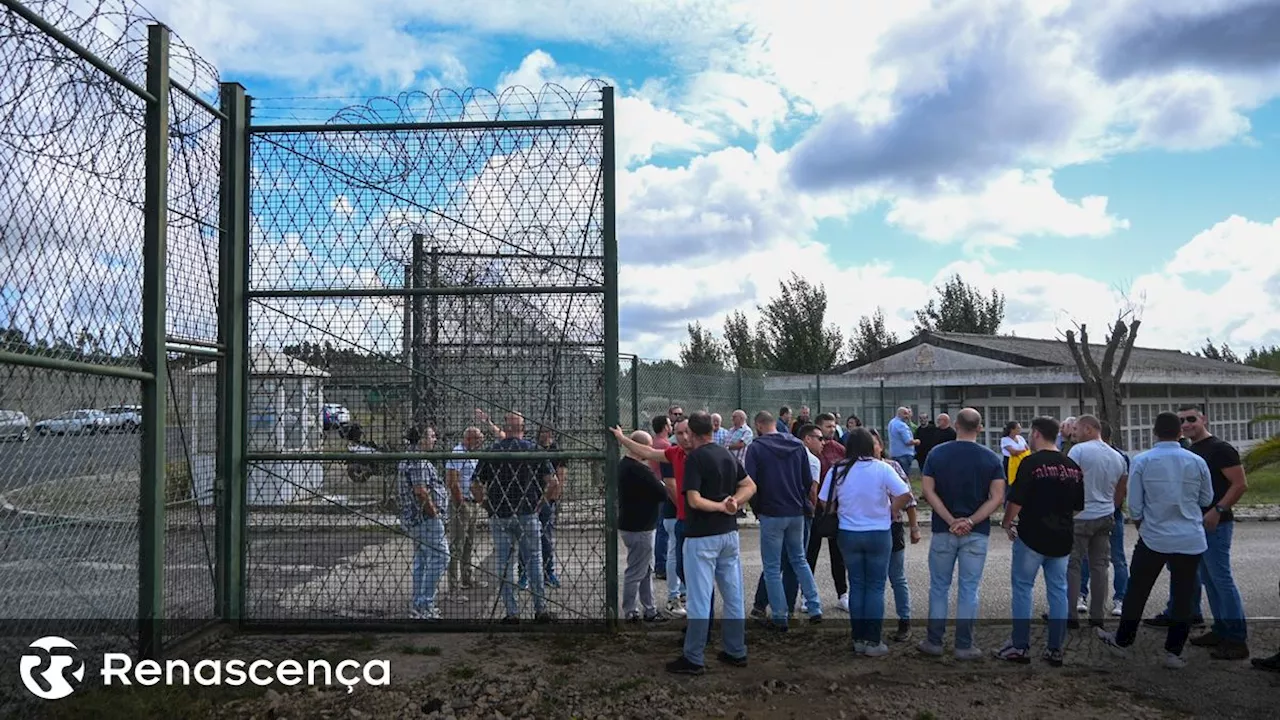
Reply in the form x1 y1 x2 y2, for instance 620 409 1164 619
448 664 478 680
549 650 581 666
395 643 442 656
339 634 379 652
1244 465 1280 505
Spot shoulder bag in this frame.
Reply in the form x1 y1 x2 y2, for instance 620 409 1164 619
812 463 848 539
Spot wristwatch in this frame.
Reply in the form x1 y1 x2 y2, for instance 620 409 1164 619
1214 505 1228 515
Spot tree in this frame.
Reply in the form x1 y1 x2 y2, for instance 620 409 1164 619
722 310 762 369
679 321 727 368
1198 338 1241 364
914 274 1005 335
1063 311 1140 450
755 273 844 374
848 308 900 365
1244 345 1280 372
1244 408 1280 473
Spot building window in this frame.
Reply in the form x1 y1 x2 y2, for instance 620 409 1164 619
1013 406 1035 425
1129 405 1140 427
967 387 989 399
1015 386 1038 398
1038 405 1060 420
1139 404 1151 426
990 386 1013 398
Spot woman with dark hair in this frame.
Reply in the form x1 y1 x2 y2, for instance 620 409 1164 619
869 428 920 642
819 428 912 656
841 415 862 444
1000 421 1030 482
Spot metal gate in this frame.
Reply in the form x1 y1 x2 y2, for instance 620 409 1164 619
238 87 619 628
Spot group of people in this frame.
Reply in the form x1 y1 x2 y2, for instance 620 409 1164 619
612 402 1278 675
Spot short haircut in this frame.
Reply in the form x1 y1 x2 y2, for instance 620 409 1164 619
778 406 791 417
815 412 836 424
1178 404 1204 415
651 415 670 435
843 427 877 459
1154 411 1181 441
1076 414 1102 433
754 410 774 426
797 423 820 439
1030 416 1059 444
688 411 714 436
404 426 421 444
955 408 982 433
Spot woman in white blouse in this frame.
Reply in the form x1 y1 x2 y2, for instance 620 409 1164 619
999 421 1029 479
819 428 912 657
869 428 920 643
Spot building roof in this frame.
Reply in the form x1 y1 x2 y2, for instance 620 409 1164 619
832 331 1279 380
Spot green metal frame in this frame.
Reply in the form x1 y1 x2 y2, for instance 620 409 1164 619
138 23 170 659
217 82 250 625
601 86 620 628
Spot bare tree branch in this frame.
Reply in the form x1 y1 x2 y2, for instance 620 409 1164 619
1114 319 1141 382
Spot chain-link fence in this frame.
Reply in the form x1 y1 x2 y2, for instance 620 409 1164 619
243 84 616 627
0 3 227 704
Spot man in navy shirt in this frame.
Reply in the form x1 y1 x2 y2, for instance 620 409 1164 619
919 407 1005 660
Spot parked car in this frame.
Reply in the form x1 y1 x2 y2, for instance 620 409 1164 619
0 410 31 442
100 405 142 433
34 409 108 436
323 403 351 430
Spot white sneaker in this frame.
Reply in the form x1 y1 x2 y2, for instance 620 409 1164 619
917 640 944 657
954 647 984 661
838 593 850 612
862 642 890 658
666 598 687 618
1077 596 1088 613
1163 652 1187 669
1112 599 1123 617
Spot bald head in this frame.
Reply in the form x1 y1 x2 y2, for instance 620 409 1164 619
896 407 912 420
954 408 982 437
503 412 525 438
935 413 951 429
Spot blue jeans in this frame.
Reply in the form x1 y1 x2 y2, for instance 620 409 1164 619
754 516 811 613
682 532 746 666
1011 538 1069 651
838 529 892 644
663 517 683 599
675 520 714 636
492 514 546 616
409 517 449 611
757 515 822 624
538 501 557 576
655 504 669 569
893 455 914 475
1080 507 1129 601
888 546 910 621
927 532 990 650
1199 521 1247 642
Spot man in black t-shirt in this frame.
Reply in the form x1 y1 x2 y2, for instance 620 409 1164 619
998 416 1083 667
618 430 673 623
1176 405 1249 659
667 412 756 676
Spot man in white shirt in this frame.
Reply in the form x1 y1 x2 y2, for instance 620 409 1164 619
445 426 488 596
1067 415 1128 628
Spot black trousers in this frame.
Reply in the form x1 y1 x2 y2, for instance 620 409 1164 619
1115 539 1202 655
806 525 848 596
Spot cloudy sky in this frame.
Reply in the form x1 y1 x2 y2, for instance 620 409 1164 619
150 0 1280 361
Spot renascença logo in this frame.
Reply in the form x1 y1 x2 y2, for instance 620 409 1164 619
20 637 86 700
17 636 391 700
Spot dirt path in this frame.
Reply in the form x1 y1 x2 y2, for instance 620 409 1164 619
33 622 1280 720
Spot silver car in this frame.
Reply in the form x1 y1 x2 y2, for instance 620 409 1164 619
34 409 107 436
0 410 31 442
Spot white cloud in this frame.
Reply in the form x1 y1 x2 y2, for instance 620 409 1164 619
884 169 1129 248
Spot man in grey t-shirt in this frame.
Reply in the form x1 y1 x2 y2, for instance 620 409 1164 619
1067 415 1128 627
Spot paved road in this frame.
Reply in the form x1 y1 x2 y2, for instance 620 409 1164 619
0 431 189 492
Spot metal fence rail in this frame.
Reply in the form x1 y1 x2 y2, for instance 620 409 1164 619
240 83 618 628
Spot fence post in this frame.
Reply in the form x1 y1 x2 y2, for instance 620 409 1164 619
878 378 886 439
815 373 822 413
601 86 620 628
630 355 639 430
736 366 743 411
139 23 171 659
216 82 249 625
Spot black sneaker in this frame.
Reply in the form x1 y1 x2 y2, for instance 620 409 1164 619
1043 648 1065 667
717 650 748 667
654 572 667 581
808 614 824 625
892 620 912 643
500 615 520 625
756 618 788 632
1189 631 1221 648
644 613 669 624
1144 614 1172 628
1251 652 1280 672
665 656 706 675
534 611 558 624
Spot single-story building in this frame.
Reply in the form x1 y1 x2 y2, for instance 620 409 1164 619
768 331 1280 454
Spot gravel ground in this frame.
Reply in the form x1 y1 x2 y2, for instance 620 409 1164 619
26 623 1280 720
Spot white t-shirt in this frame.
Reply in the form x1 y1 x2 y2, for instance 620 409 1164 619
1000 435 1029 457
819 459 911 532
807 450 821 488
1068 439 1128 521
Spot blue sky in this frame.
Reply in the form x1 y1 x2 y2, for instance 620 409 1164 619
148 0 1280 360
